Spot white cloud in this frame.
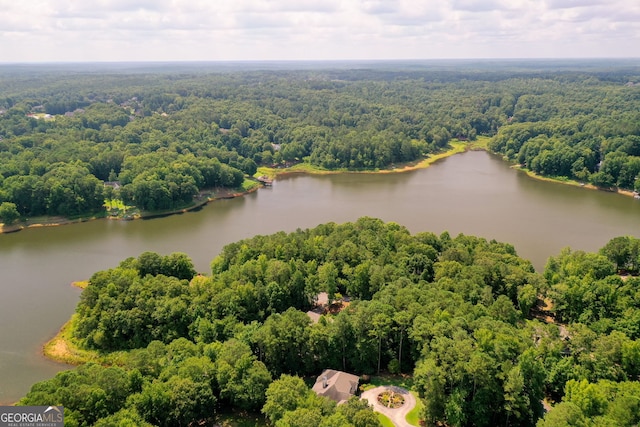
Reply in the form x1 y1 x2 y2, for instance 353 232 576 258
450 0 507 12
0 0 638 62
545 0 608 9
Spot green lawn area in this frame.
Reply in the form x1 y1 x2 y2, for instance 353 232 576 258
43 314 130 366
241 178 261 191
377 412 395 427
361 374 415 391
256 162 330 178
406 392 424 426
104 198 126 210
469 135 491 150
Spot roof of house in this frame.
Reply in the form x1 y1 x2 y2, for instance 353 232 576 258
306 310 322 324
311 369 360 404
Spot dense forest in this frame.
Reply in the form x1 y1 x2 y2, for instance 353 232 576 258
1 62 639 223
19 218 640 426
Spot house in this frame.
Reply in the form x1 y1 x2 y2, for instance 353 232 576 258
104 181 121 190
311 369 359 404
306 292 328 324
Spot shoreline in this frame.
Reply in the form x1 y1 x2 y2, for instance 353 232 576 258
42 282 97 366
512 164 639 200
0 184 261 235
0 216 101 234
3 138 637 236
258 139 479 180
42 316 89 366
1 142 473 235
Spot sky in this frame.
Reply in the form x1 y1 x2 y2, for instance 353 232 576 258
1 0 639 62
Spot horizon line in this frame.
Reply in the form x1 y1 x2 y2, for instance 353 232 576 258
1 57 639 65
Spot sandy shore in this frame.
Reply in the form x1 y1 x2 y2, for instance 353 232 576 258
42 316 88 366
514 165 640 200
260 141 473 180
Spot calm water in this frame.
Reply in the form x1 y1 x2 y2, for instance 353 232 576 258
1 150 639 403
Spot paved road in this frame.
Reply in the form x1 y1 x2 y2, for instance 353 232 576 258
361 385 417 427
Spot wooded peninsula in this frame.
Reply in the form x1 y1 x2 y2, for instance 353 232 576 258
22 218 640 427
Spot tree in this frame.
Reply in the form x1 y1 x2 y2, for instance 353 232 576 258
255 308 311 375
319 412 354 427
0 201 20 225
135 375 215 427
351 409 382 427
517 283 538 315
93 408 153 427
394 310 413 373
262 375 312 424
215 339 272 411
276 407 323 427
318 261 339 302
137 251 163 277
346 301 388 375
414 358 447 425
161 252 197 280
564 379 606 419
600 236 639 272
589 171 615 189
537 402 587 427
503 366 529 426
330 311 356 372
338 397 382 427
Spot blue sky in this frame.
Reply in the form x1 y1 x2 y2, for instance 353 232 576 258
1 0 639 62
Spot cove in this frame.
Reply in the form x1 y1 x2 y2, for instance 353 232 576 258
1 150 639 403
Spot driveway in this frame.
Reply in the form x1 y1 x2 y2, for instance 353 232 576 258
361 385 417 427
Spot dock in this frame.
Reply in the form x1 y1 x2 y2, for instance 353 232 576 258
257 176 273 186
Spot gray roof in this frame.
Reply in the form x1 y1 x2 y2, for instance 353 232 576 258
311 369 359 404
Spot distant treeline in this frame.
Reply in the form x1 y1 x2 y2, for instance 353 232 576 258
2 64 639 220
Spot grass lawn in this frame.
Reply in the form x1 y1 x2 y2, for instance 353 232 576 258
377 412 395 427
256 139 476 179
361 374 415 391
71 281 89 289
469 135 491 150
256 163 330 178
406 392 424 426
43 314 130 366
241 178 261 192
104 199 138 218
104 198 127 210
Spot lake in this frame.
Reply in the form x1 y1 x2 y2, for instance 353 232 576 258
1 150 639 403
